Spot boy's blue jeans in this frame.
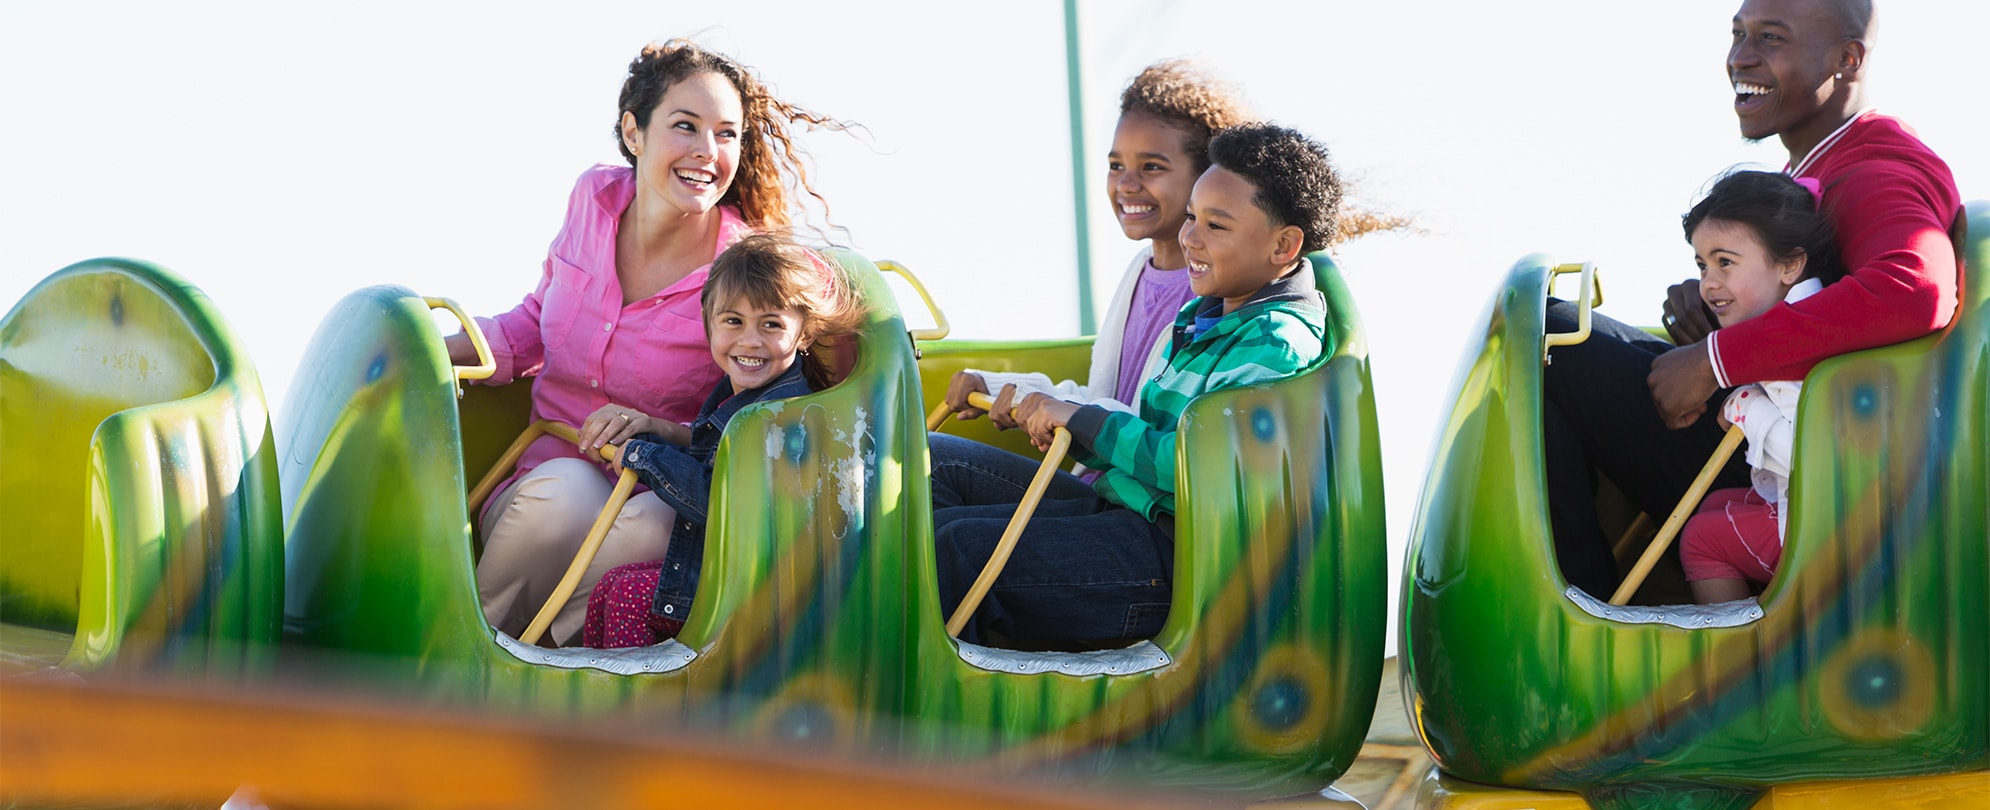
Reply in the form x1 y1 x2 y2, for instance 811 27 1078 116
927 432 1174 646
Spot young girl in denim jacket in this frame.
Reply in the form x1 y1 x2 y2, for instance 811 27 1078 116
582 233 866 647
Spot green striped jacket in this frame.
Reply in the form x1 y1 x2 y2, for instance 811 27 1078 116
1065 268 1329 520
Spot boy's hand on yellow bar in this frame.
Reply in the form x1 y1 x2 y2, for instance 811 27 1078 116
1015 394 1078 451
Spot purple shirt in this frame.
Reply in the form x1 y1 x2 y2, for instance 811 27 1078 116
1112 259 1196 405
477 164 751 482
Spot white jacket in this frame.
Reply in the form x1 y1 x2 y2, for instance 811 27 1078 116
967 247 1175 413
1719 278 1824 539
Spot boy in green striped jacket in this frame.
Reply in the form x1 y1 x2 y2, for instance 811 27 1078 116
934 122 1338 647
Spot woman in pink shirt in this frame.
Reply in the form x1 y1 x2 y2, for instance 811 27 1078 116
446 40 839 646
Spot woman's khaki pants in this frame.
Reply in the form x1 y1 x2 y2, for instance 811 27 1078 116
476 457 674 646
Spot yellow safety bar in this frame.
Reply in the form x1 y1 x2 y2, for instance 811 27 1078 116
928 391 1070 638
1610 425 1746 605
468 420 634 646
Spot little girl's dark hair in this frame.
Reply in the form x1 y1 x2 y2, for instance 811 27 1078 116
1683 170 1844 284
702 233 868 390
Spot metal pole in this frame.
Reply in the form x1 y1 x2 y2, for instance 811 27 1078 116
1063 0 1095 334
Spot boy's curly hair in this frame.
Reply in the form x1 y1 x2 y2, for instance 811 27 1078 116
1207 123 1342 255
1119 59 1250 174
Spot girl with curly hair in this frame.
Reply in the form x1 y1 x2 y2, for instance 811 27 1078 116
938 59 1248 439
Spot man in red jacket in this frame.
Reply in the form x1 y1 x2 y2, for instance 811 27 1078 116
1544 0 1964 598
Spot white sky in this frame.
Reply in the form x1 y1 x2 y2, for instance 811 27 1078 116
5 1 1984 649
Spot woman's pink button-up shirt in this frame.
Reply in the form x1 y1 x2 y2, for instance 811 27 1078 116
477 164 749 483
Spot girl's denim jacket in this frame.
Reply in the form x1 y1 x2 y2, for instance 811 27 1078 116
617 363 814 622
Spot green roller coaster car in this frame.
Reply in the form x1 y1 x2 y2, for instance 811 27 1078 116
907 254 1385 796
1401 203 1990 810
277 248 926 730
274 249 1385 799
1 258 282 680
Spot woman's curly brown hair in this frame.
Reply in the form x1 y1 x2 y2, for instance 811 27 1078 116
616 39 846 230
1118 59 1250 176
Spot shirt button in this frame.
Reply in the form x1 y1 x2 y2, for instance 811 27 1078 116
603 322 613 332
590 379 599 388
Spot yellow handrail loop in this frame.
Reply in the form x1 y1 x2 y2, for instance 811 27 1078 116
425 296 495 396
1543 262 1604 364
876 260 951 343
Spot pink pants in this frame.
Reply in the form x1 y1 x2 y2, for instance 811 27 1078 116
1679 486 1783 583
582 560 684 648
